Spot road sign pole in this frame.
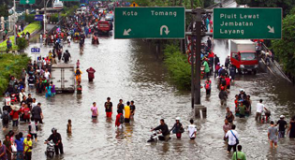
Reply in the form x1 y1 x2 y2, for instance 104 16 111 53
190 31 194 109
193 8 203 105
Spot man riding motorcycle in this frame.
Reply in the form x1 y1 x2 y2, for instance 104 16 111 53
45 128 63 155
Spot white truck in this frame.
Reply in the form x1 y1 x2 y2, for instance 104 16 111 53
51 64 75 93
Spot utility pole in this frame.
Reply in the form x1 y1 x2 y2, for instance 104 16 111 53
190 0 194 109
193 8 203 105
186 8 211 118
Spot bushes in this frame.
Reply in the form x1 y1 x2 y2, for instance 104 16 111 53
0 54 30 94
25 14 36 23
164 44 191 90
16 37 28 50
50 5 78 23
63 5 78 15
50 13 59 23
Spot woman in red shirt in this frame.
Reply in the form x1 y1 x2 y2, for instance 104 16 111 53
10 107 20 127
21 104 30 123
225 75 231 89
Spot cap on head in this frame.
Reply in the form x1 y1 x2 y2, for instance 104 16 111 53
175 117 180 121
51 128 57 133
280 115 285 118
27 134 31 138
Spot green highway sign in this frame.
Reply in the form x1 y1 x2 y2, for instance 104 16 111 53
115 7 185 39
20 0 35 5
213 8 282 39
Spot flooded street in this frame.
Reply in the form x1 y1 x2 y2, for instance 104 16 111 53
17 34 295 159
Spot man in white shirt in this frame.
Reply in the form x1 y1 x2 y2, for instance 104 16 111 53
44 69 50 81
256 99 266 121
19 89 26 102
31 98 38 109
225 125 239 153
187 119 197 140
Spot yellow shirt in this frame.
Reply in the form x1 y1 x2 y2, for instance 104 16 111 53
124 105 131 119
48 52 52 60
24 138 32 152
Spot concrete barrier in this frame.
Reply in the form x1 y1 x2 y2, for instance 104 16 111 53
194 104 207 118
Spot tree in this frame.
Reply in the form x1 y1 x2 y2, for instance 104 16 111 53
0 5 9 17
203 0 214 8
236 0 295 17
271 14 295 76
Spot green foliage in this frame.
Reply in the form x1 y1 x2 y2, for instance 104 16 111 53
62 5 78 16
203 0 214 8
50 13 59 23
0 54 30 94
25 14 36 23
290 6 295 15
271 14 295 76
236 0 295 17
0 5 9 17
16 37 28 50
49 5 78 23
164 44 191 90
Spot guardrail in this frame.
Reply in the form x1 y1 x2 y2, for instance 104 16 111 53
261 42 294 84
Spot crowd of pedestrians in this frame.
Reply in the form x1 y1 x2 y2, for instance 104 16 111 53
1 77 43 159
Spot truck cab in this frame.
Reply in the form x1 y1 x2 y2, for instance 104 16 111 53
230 40 258 74
97 20 112 35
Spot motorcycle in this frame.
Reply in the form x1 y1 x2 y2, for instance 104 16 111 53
147 131 160 143
45 141 55 158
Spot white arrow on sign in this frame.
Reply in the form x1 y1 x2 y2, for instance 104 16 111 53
123 28 131 36
26 0 30 4
267 25 275 33
160 25 170 35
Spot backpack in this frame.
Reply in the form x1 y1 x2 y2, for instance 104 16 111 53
2 110 9 121
76 69 81 75
119 114 124 124
205 83 211 90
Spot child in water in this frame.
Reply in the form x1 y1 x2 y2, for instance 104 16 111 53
67 119 72 134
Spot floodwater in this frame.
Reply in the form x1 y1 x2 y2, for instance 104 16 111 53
0 32 287 160
5 0 295 157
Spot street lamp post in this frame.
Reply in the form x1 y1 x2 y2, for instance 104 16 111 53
13 0 17 45
44 0 51 35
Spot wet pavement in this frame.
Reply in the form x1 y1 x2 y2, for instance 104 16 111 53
9 32 293 160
